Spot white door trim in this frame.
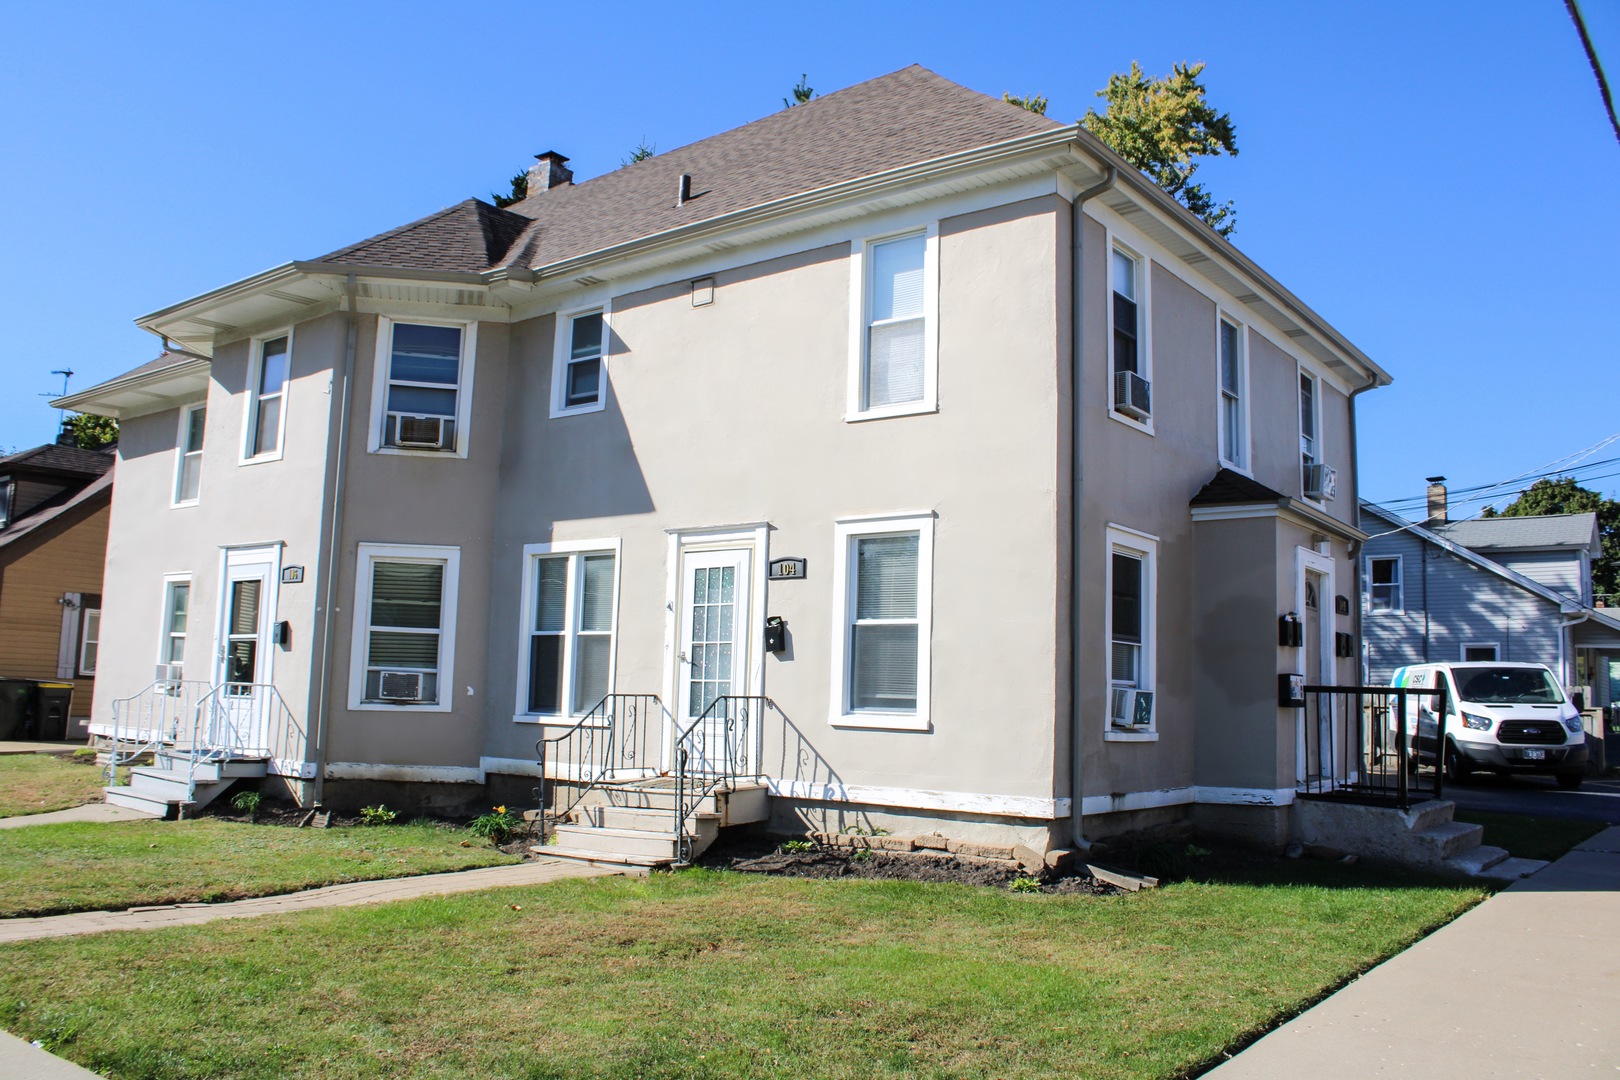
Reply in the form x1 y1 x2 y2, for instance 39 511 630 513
212 543 283 690
1294 545 1335 785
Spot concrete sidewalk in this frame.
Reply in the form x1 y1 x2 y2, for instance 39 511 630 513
1208 826 1620 1077
0 804 154 829
0 857 618 944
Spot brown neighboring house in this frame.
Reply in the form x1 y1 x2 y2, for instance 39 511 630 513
0 437 115 737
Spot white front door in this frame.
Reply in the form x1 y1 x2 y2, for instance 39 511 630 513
675 547 752 773
1295 547 1338 785
212 548 278 753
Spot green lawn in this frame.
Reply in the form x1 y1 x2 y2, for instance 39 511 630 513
1450 810 1604 862
0 863 1485 1079
0 753 106 818
0 819 520 917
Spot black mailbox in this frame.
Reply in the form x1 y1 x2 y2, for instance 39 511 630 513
1278 673 1306 708
764 616 787 654
1279 612 1303 648
275 621 292 648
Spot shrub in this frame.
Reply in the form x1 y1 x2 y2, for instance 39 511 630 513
359 804 397 826
468 806 523 844
1009 876 1042 894
231 790 263 819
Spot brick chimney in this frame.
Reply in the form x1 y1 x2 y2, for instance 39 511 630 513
1425 476 1448 524
526 151 573 194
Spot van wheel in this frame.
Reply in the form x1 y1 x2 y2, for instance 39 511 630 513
1443 741 1474 783
1555 771 1585 791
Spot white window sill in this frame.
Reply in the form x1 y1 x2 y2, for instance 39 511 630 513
830 711 931 733
513 714 610 728
1104 727 1159 743
169 499 200 510
844 401 938 424
550 400 605 420
238 451 284 467
370 444 466 459
348 701 452 713
1218 459 1252 477
1107 409 1154 435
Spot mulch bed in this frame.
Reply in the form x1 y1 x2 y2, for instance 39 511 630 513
698 835 1123 896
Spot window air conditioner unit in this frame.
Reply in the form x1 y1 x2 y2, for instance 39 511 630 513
1110 688 1154 728
154 663 183 685
1113 370 1152 420
1304 463 1338 501
378 670 424 701
391 414 452 450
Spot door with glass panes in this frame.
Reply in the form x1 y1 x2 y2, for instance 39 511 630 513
675 548 752 774
212 548 277 753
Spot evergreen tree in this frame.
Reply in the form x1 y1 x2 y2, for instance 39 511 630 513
1485 477 1619 602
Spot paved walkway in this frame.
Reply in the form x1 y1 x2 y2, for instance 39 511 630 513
0 1030 102 1079
0 857 618 944
0 804 154 829
1208 826 1620 1077
0 741 87 756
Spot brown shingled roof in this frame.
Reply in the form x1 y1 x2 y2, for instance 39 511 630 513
310 65 1060 275
0 443 115 479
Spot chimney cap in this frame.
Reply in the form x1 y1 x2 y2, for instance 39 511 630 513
534 150 570 164
1425 475 1447 484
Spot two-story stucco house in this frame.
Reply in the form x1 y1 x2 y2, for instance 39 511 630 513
60 66 1388 858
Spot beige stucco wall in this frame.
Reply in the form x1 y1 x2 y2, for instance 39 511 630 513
478 196 1068 806
91 313 342 738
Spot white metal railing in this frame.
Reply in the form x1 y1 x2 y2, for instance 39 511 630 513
104 680 212 786
185 682 304 804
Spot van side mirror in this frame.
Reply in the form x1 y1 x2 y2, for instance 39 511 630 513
1573 691 1586 712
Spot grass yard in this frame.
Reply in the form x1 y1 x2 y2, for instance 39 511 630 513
1450 809 1604 862
0 861 1486 1079
0 752 106 818
0 818 520 917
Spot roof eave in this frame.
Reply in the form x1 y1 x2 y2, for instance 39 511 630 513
52 357 212 420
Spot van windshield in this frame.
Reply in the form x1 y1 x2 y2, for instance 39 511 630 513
1454 667 1563 705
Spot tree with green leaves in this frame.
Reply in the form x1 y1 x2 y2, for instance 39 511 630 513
1483 477 1619 602
1081 61 1239 237
784 74 814 108
1002 92 1048 115
491 172 528 208
65 413 118 450
621 140 656 167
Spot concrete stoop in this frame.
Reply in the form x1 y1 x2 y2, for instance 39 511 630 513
535 778 769 869
1291 799 1545 882
103 752 268 818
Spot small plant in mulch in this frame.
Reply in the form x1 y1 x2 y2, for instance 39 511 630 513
779 839 815 854
231 790 263 821
359 804 398 826
467 806 523 845
71 747 99 764
1008 875 1042 893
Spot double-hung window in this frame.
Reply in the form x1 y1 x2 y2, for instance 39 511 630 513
350 543 460 710
160 577 190 676
831 514 934 730
244 333 290 460
1367 556 1402 613
518 541 620 719
1106 527 1157 738
174 404 206 505
552 309 607 417
1110 245 1151 424
374 319 475 455
1218 318 1247 468
848 228 937 420
1299 371 1319 492
77 597 101 677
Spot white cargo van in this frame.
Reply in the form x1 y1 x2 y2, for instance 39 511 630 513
1390 662 1588 789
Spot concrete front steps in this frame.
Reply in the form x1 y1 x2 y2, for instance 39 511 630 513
1294 798 1547 882
104 752 267 818
536 777 769 869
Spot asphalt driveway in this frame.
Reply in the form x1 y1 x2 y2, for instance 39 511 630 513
1440 770 1620 824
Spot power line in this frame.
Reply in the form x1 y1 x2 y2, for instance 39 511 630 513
1567 0 1620 146
1374 456 1620 512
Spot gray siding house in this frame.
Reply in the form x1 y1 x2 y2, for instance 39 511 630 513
61 67 1390 856
1359 487 1619 708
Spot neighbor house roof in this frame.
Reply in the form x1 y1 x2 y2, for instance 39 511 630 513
310 65 1060 275
0 443 115 479
0 469 112 561
1432 513 1601 555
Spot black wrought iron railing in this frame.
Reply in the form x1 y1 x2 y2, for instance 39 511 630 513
1298 685 1444 810
673 695 773 863
535 694 664 827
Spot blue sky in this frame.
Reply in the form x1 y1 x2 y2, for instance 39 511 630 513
2 1 1615 512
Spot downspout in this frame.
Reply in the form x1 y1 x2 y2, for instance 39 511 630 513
311 273 359 807
1068 165 1116 852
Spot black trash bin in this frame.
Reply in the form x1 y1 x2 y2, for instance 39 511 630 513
0 679 31 741
32 683 75 741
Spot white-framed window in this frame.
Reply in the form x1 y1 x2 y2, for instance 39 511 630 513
551 306 609 418
77 598 101 677
1367 556 1402 614
1462 643 1500 662
515 539 621 720
1299 369 1320 496
159 575 191 676
1106 525 1157 741
846 226 939 421
1217 316 1248 469
1109 242 1152 429
370 318 477 457
173 404 206 505
830 513 935 731
242 331 291 462
349 543 460 711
